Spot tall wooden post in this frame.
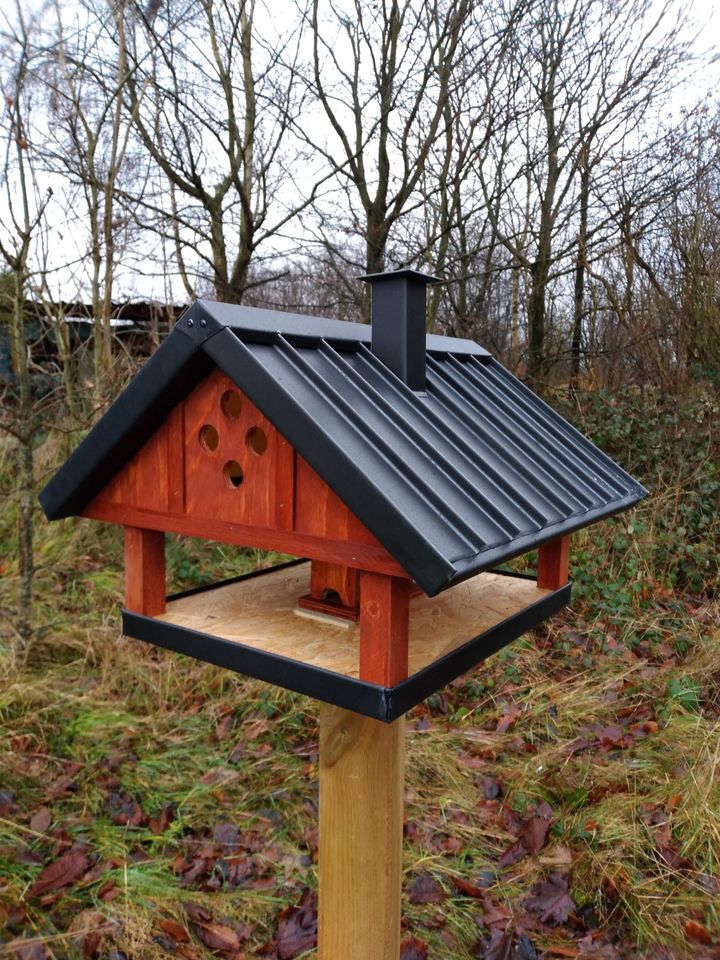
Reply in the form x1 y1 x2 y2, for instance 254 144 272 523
318 572 410 960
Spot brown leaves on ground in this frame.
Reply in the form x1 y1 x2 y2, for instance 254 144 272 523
26 848 91 899
275 888 317 960
685 921 714 946
400 935 429 959
406 871 446 904
498 800 554 868
195 923 241 954
524 873 576 925
28 808 52 834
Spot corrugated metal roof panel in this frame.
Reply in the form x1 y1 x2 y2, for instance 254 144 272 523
203 328 646 594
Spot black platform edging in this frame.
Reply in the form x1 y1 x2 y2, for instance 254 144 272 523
123 608 389 719
385 581 571 720
122 576 571 723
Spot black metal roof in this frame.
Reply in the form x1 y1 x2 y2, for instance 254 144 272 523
40 297 647 596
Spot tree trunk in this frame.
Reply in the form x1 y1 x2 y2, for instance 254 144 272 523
570 148 590 388
8 276 34 663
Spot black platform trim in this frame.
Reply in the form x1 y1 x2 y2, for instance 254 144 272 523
122 576 571 722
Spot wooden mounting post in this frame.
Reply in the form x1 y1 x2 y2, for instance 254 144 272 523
318 705 405 960
318 571 409 960
537 534 570 590
123 526 166 615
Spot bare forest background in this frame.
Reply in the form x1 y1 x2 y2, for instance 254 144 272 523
1 0 718 656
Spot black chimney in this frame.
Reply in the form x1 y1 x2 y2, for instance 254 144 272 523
360 269 441 391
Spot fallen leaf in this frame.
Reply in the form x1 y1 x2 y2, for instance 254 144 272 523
497 704 523 733
159 919 190 943
29 808 52 834
684 920 713 945
215 714 235 741
406 872 446 904
596 725 633 749
497 840 528 869
657 844 694 872
400 935 428 959
457 752 486 770
453 876 486 898
27 850 90 899
516 934 539 959
195 922 240 953
480 896 512 929
149 804 175 835
518 801 554 853
183 902 213 923
276 888 317 959
524 873 576 925
482 928 513 960
213 822 239 851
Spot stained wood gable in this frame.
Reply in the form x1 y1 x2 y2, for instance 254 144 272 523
83 368 407 579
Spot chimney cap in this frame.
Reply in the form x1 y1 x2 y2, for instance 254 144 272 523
358 268 442 285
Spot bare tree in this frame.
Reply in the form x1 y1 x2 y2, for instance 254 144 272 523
42 0 138 394
121 0 324 303
476 0 692 383
0 3 54 663
306 0 473 298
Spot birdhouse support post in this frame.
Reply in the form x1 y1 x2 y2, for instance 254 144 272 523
318 706 405 960
537 535 571 590
123 526 166 616
318 571 410 960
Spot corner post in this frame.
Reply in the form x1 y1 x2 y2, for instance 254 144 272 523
123 526 166 615
537 534 570 589
318 571 410 960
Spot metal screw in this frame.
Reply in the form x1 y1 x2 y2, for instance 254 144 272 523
200 318 207 327
186 318 194 327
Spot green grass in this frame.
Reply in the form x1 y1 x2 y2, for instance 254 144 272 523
1 384 718 958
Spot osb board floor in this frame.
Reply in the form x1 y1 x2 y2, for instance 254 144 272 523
156 564 551 679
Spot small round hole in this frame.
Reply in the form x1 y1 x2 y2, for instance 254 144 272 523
199 424 219 452
221 390 242 419
223 460 244 488
322 588 342 605
246 426 268 456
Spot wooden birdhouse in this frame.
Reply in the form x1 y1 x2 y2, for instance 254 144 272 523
40 270 646 959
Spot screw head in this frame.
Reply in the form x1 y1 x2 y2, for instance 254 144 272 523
186 318 194 327
200 318 207 327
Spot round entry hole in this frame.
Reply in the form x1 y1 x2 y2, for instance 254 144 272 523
246 426 268 456
199 424 219 452
223 460 244 488
221 390 242 419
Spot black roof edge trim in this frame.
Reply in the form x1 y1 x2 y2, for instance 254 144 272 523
202 328 456 596
39 326 213 520
446 489 647 590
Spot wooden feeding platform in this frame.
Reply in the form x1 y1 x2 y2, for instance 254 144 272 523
124 560 570 721
40 268 646 960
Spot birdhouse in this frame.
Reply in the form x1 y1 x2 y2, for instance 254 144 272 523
39 270 646 959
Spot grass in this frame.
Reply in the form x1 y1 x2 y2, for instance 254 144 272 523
0 383 719 958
